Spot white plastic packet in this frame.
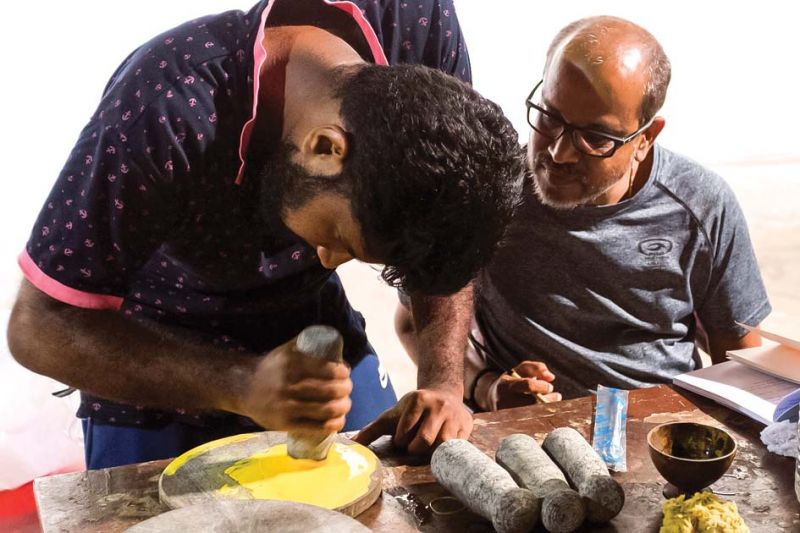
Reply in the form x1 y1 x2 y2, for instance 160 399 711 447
592 385 628 472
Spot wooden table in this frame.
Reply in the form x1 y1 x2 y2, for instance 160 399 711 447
34 385 799 532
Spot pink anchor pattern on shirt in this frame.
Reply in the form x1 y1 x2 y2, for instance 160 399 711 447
21 0 470 429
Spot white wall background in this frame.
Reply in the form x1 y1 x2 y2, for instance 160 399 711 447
459 1 800 165
1 1 798 306
0 1 798 487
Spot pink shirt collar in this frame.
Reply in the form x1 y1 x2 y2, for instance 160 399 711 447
235 0 389 184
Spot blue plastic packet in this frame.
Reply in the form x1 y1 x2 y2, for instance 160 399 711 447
592 385 629 472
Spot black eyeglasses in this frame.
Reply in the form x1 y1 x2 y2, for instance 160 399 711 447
525 79 654 158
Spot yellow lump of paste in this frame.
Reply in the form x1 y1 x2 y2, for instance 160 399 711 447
660 492 749 533
218 442 376 509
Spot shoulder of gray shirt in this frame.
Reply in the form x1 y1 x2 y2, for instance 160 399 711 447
652 145 746 251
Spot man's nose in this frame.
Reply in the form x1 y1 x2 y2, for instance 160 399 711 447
548 132 580 164
316 246 353 269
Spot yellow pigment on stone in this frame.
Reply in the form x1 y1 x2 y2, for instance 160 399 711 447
218 442 376 509
163 433 260 476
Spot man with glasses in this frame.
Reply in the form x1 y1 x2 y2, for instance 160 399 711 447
396 16 770 410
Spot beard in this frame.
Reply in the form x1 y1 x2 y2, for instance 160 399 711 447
250 141 350 236
256 142 308 228
531 151 625 210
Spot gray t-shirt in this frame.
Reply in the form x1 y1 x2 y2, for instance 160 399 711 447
476 144 771 399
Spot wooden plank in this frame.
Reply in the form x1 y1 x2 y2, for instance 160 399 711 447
35 460 168 533
34 386 800 532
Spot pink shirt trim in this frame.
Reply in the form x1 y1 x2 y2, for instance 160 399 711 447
235 2 275 185
326 0 389 66
234 0 388 184
18 249 124 310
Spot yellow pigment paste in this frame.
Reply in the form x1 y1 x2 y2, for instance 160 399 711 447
163 433 259 476
660 492 749 533
218 442 377 509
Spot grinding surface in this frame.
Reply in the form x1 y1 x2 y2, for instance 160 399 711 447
126 500 371 532
159 431 381 517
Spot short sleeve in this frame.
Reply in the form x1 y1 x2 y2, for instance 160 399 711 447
695 183 771 336
377 0 472 84
19 46 219 309
430 0 472 83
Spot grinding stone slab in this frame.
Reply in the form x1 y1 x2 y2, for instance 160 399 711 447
126 500 371 532
158 431 382 517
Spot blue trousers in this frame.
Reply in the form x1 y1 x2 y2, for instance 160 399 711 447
82 352 397 469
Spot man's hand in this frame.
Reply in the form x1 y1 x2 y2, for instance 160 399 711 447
368 288 472 454
492 361 562 410
354 387 472 454
235 339 353 432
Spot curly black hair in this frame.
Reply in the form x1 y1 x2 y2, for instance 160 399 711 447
334 64 525 295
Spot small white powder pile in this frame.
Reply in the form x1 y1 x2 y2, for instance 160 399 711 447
760 420 798 457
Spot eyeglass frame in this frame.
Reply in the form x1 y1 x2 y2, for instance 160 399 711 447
525 79 655 158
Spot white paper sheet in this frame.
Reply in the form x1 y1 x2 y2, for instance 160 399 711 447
737 322 800 352
727 340 800 385
673 360 800 425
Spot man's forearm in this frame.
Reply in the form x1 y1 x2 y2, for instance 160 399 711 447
706 325 762 364
409 283 473 394
8 280 255 414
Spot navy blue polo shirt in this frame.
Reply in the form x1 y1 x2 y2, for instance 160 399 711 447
20 0 471 427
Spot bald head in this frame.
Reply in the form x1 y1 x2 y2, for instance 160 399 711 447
545 16 671 125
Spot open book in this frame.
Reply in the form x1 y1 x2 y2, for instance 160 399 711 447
725 324 800 384
673 325 800 425
673 360 800 425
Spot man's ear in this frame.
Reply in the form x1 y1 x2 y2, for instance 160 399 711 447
634 116 665 162
298 125 349 175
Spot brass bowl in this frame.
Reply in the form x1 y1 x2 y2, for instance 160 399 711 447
647 422 737 494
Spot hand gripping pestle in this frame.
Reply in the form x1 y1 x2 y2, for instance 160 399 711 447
286 325 344 461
